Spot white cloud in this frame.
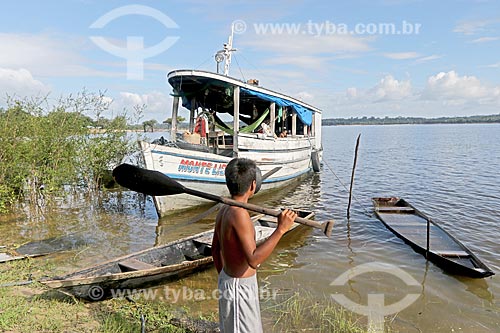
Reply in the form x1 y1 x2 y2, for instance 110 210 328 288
0 68 51 102
382 52 442 63
470 36 500 43
453 19 497 35
325 71 500 118
240 32 374 71
421 71 493 101
383 52 420 60
370 75 412 101
343 75 412 103
243 33 373 55
264 55 332 71
0 32 117 78
113 91 172 122
414 54 443 63
295 91 314 103
484 62 500 68
346 87 358 99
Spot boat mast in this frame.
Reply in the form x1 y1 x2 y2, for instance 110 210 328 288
224 26 235 76
215 25 240 156
215 25 237 76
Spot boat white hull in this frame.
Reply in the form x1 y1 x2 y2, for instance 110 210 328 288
139 134 317 216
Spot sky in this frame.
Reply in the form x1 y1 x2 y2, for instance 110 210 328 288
1 0 499 122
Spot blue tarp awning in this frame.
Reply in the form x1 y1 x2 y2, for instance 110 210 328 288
241 87 313 126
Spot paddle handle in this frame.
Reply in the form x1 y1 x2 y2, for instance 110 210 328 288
185 187 333 236
112 164 333 236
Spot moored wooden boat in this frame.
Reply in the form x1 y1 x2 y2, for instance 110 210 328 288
372 197 494 278
135 27 323 217
40 210 314 300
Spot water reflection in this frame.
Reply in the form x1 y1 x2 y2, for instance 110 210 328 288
455 275 494 304
1 125 498 332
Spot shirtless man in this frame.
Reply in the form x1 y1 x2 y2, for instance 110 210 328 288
212 158 297 333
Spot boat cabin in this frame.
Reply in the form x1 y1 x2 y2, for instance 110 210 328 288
167 70 322 158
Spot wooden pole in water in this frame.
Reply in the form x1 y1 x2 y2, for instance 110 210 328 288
347 134 361 219
426 218 430 259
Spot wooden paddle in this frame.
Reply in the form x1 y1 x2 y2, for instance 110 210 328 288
113 164 334 237
180 166 283 226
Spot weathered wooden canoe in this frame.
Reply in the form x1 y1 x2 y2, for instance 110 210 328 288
41 210 314 300
372 197 494 278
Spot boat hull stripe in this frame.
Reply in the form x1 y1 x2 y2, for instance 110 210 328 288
151 150 229 163
238 146 311 153
165 168 310 184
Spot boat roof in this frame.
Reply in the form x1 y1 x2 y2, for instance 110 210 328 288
167 69 321 126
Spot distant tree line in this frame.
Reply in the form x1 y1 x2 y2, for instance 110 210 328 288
322 114 500 126
125 117 187 132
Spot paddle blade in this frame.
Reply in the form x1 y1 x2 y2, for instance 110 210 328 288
112 164 186 196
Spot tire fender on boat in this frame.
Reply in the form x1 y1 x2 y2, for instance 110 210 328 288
311 150 321 172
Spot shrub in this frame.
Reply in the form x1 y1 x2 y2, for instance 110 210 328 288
0 91 135 212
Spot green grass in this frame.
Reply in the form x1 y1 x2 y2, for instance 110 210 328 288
0 259 210 332
0 259 372 332
264 291 366 333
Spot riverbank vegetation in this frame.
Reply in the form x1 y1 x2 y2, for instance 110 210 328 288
0 258 366 332
0 91 135 213
0 259 202 332
266 291 365 332
323 113 500 126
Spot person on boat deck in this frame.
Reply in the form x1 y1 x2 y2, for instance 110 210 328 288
212 158 297 333
260 120 276 138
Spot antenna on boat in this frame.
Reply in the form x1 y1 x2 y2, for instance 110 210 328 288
215 25 237 75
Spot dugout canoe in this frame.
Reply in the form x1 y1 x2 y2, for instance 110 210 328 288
372 197 494 278
40 210 314 300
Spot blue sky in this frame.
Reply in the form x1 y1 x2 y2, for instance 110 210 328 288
1 0 499 121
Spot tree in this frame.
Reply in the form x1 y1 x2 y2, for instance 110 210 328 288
163 116 186 126
110 115 127 128
142 119 158 132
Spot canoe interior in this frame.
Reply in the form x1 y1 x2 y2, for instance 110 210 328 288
60 236 212 279
372 197 494 278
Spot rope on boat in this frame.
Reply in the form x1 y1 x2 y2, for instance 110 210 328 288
322 158 373 218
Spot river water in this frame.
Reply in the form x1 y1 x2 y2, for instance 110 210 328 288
0 124 498 332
